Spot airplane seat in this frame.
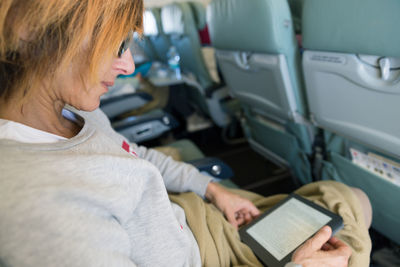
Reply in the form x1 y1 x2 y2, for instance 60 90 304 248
188 1 221 83
302 0 400 243
160 2 231 127
144 8 171 63
207 0 314 184
133 9 158 63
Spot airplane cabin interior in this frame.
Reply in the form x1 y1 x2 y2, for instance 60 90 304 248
1 0 399 266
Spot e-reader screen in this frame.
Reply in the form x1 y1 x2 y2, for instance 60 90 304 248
239 194 343 267
247 197 331 260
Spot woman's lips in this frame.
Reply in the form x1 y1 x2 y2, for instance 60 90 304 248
101 81 114 92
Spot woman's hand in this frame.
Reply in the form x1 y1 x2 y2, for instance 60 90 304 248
205 182 260 229
291 226 352 267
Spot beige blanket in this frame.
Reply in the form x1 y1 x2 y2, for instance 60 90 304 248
169 181 371 267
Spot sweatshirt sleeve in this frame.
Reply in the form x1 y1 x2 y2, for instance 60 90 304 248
131 142 213 197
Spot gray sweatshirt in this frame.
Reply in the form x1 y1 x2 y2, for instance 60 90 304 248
0 108 212 266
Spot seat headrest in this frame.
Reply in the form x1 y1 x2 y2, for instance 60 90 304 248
188 2 207 30
302 0 400 57
161 3 185 35
207 0 296 54
143 9 158 36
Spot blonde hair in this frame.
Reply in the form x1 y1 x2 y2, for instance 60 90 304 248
0 0 143 101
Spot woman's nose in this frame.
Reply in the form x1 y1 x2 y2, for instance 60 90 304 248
116 48 135 75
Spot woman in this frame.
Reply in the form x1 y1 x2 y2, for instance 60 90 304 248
0 0 371 266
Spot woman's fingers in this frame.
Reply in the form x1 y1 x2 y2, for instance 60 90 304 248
303 226 332 252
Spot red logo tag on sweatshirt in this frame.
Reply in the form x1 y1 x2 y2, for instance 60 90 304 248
122 141 138 157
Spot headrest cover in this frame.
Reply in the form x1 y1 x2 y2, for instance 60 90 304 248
207 0 296 54
302 0 400 57
143 10 158 36
161 4 185 35
189 2 207 30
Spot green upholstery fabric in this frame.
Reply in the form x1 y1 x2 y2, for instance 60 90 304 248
188 2 207 30
243 108 312 184
302 0 400 57
208 0 297 54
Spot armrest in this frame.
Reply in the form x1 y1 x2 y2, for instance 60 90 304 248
187 157 234 180
111 109 179 143
100 92 153 119
112 109 178 130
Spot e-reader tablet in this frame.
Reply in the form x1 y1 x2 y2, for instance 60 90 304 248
239 194 344 267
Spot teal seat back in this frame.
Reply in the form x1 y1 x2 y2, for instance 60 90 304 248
302 0 400 244
207 0 313 183
188 1 207 31
303 0 400 57
161 2 214 89
208 0 307 122
188 1 222 84
302 0 400 158
144 8 171 63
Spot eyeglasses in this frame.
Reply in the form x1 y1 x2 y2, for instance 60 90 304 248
117 31 133 58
